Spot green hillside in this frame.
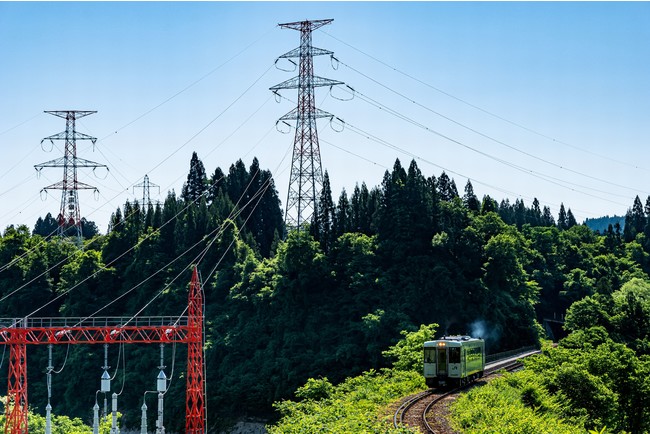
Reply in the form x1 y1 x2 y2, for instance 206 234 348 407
1 154 650 432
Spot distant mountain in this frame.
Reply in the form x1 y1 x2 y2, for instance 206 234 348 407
584 215 625 233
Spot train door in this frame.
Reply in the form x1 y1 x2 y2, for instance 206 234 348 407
423 347 436 377
461 348 466 377
437 348 447 375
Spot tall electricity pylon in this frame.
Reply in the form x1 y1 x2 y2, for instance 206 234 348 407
133 174 160 208
270 19 344 230
35 111 107 240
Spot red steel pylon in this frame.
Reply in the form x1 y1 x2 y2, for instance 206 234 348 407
5 342 28 434
1 269 205 434
185 267 206 433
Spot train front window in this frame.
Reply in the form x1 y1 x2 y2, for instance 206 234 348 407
424 348 436 363
449 347 460 363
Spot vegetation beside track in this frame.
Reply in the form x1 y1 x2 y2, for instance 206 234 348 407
267 324 435 433
451 328 650 433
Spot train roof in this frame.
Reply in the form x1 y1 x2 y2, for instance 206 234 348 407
424 336 484 347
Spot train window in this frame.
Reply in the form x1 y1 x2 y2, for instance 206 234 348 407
449 347 460 363
424 348 436 363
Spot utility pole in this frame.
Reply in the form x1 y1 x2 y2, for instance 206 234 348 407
270 19 344 230
35 111 107 241
133 174 160 208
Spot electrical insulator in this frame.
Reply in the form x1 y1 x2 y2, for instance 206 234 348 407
93 403 100 434
101 370 111 392
157 370 167 393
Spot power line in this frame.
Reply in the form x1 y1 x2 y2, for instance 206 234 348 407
277 91 628 216
338 62 646 196
321 29 650 174
98 25 276 144
343 86 632 204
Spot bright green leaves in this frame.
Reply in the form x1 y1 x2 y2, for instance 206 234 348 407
450 370 585 434
269 365 425 433
382 324 438 372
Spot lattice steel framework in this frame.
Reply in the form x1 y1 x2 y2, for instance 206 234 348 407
1 268 205 434
270 19 343 229
5 344 27 434
34 111 107 240
133 174 160 208
185 267 205 433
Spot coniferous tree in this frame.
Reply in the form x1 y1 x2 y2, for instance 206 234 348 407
630 196 646 240
335 189 351 237
542 206 555 226
558 203 568 230
80 218 99 238
181 151 208 203
247 160 284 257
499 199 514 224
108 207 123 233
350 184 362 232
143 203 155 230
514 199 526 229
367 186 382 234
529 198 542 226
33 212 59 238
356 183 370 233
624 209 634 242
313 171 335 251
152 202 163 229
463 180 480 213
226 159 250 209
566 208 578 228
159 191 179 258
448 179 459 199
481 195 497 214
622 197 646 243
405 160 434 253
208 167 226 204
377 160 407 242
437 172 458 201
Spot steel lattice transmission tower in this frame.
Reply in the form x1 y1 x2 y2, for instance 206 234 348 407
133 174 160 207
270 19 344 230
35 111 107 240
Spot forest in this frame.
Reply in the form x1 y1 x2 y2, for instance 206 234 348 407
1 152 650 432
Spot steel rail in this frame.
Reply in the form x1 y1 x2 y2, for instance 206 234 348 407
422 361 523 433
393 350 537 432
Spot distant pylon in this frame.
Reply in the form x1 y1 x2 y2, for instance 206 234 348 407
133 174 160 207
35 111 108 240
270 19 344 230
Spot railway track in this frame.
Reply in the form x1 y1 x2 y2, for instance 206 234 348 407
393 359 526 433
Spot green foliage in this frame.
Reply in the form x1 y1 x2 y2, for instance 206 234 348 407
7 156 650 431
564 278 650 353
450 370 584 434
0 400 115 434
268 368 424 433
521 334 650 433
382 324 437 372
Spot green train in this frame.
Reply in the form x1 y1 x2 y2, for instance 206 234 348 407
423 335 485 387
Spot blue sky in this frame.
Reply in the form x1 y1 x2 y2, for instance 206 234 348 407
0 1 649 232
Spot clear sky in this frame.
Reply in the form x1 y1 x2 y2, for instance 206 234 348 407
0 1 648 233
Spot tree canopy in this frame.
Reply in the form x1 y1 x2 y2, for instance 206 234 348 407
2 154 650 431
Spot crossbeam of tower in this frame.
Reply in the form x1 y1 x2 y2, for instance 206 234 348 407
270 19 344 230
34 111 108 241
0 268 206 434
